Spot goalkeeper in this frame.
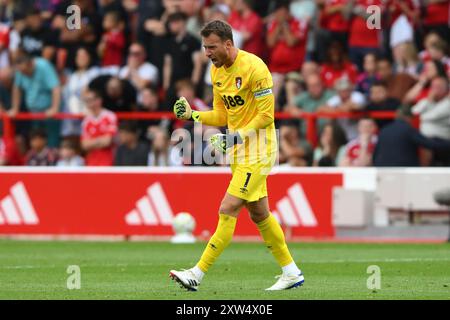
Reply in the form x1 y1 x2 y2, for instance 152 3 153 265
169 20 303 291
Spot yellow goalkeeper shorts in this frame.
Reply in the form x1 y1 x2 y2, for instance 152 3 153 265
227 162 272 202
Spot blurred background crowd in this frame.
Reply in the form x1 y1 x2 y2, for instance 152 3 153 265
0 0 449 168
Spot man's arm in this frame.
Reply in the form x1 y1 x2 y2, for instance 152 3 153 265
46 86 61 117
194 88 228 127
9 84 22 117
411 128 450 151
81 135 114 152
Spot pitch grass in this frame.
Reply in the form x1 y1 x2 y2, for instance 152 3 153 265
0 240 449 300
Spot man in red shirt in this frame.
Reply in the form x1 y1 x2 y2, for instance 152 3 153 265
81 88 118 166
348 0 383 71
228 0 265 59
266 1 308 107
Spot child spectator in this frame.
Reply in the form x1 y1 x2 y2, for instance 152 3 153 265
25 128 58 166
339 117 378 167
57 138 85 167
313 121 348 166
114 121 150 166
81 88 117 166
98 10 126 67
356 52 379 98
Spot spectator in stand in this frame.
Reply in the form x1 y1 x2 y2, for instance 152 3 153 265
392 41 421 78
313 121 348 166
365 81 400 129
137 0 171 80
137 85 164 134
320 41 358 89
62 47 100 137
114 121 149 166
339 117 378 167
81 88 117 166
25 128 58 166
422 0 450 41
279 121 312 167
97 10 126 67
163 12 202 109
119 43 159 94
148 126 183 166
385 0 418 62
373 106 450 167
51 0 102 70
286 73 334 135
347 0 383 71
403 59 446 105
228 0 265 59
20 8 57 60
10 49 61 147
56 138 85 167
412 76 450 166
266 1 308 107
424 42 450 77
376 57 417 103
356 52 380 98
319 0 351 49
89 75 137 112
419 31 441 59
0 131 22 165
318 77 366 140
0 67 12 113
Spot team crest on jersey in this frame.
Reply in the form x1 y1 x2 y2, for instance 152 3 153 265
235 77 242 89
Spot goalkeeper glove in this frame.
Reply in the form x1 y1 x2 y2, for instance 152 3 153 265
210 132 243 153
173 96 200 122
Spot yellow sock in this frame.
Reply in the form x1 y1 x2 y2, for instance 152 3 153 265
257 213 294 267
197 214 237 273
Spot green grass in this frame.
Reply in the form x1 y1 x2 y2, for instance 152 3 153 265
0 240 449 300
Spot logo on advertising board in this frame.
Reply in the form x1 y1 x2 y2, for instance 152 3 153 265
0 182 39 226
125 182 174 226
272 183 318 227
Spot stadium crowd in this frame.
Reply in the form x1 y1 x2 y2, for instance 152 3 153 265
0 0 449 167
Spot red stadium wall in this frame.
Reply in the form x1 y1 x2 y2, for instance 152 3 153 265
0 168 343 238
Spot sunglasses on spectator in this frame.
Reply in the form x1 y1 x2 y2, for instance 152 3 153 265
129 51 142 56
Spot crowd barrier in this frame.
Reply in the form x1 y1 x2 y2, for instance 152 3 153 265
1 111 400 147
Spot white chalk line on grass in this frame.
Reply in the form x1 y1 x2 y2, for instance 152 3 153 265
1 257 450 270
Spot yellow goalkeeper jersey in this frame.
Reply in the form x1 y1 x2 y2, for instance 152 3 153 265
200 49 277 165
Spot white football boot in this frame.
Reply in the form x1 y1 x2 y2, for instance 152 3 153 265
169 269 200 291
265 273 304 291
